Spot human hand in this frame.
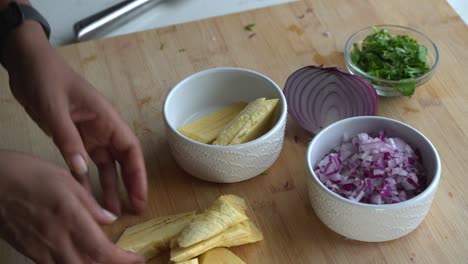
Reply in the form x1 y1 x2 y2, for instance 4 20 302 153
2 22 147 215
0 150 144 264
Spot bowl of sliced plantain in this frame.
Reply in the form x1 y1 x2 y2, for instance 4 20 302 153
163 67 287 183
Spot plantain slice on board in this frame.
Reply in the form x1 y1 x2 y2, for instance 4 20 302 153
176 195 248 248
116 211 196 260
178 102 248 144
175 258 199 264
224 219 264 247
221 193 248 212
199 248 245 264
171 220 263 263
213 97 279 146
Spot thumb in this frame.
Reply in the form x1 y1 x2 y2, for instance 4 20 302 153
49 111 89 176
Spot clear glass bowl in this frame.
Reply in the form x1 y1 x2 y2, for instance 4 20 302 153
344 25 439 97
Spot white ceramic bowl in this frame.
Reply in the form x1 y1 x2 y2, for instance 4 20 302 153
163 68 287 183
306 116 440 242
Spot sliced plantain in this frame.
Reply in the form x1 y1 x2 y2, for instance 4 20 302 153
176 195 248 248
116 211 196 260
171 221 251 263
229 98 278 145
224 219 264 247
175 258 199 264
213 98 279 146
222 194 248 212
199 248 245 264
178 102 247 144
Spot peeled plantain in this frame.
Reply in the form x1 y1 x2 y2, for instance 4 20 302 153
199 248 245 264
171 220 263 263
115 194 263 263
178 102 247 144
213 97 279 146
176 195 248 248
116 211 196 260
175 258 199 264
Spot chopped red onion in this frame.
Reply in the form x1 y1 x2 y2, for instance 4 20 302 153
314 131 426 204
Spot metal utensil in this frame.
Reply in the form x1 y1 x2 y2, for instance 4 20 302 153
74 0 162 41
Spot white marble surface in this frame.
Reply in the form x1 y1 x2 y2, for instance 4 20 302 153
31 0 467 47
448 0 468 24
31 0 296 46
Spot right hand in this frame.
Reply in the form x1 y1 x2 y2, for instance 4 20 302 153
2 20 147 216
0 150 144 264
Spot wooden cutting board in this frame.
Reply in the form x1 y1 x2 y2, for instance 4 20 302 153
1 0 467 263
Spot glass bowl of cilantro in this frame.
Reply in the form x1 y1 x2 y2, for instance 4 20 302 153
344 25 439 97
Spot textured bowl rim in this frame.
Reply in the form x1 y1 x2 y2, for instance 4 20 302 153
163 67 288 150
344 24 440 85
306 116 441 209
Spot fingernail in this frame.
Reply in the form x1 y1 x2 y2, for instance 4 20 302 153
70 154 88 175
102 209 118 223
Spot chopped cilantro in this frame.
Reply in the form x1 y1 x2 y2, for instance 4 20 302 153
351 27 430 96
260 171 268 175
244 23 256 31
160 42 166 50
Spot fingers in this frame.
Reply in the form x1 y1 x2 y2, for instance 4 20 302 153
10 235 55 264
71 208 144 264
51 237 83 264
70 178 118 225
110 125 147 213
90 147 121 215
28 249 55 264
48 106 90 190
70 82 147 214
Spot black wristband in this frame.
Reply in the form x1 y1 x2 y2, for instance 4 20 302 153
0 2 51 49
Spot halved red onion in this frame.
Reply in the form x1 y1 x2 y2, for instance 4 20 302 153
284 65 377 134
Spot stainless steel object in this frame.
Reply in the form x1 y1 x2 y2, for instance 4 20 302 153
74 0 161 41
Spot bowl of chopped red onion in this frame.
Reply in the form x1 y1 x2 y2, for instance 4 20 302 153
306 116 440 242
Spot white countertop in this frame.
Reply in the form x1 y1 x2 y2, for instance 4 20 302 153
31 0 467 47
32 0 296 46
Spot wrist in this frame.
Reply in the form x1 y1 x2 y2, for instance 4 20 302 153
1 1 50 71
0 0 30 9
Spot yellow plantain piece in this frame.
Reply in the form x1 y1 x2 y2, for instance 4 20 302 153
199 248 245 264
222 194 247 212
229 98 279 145
171 220 263 262
224 219 264 247
178 102 247 144
175 258 199 264
213 97 279 146
171 221 250 263
116 211 196 260
176 195 248 248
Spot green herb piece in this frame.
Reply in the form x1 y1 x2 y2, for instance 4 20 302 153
178 48 186 52
260 171 268 175
244 23 256 31
160 42 166 50
396 79 417 96
351 27 430 96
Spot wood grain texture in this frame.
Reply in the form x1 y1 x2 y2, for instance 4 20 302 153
1 0 467 263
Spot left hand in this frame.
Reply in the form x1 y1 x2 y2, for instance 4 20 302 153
0 151 145 264
2 21 147 215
